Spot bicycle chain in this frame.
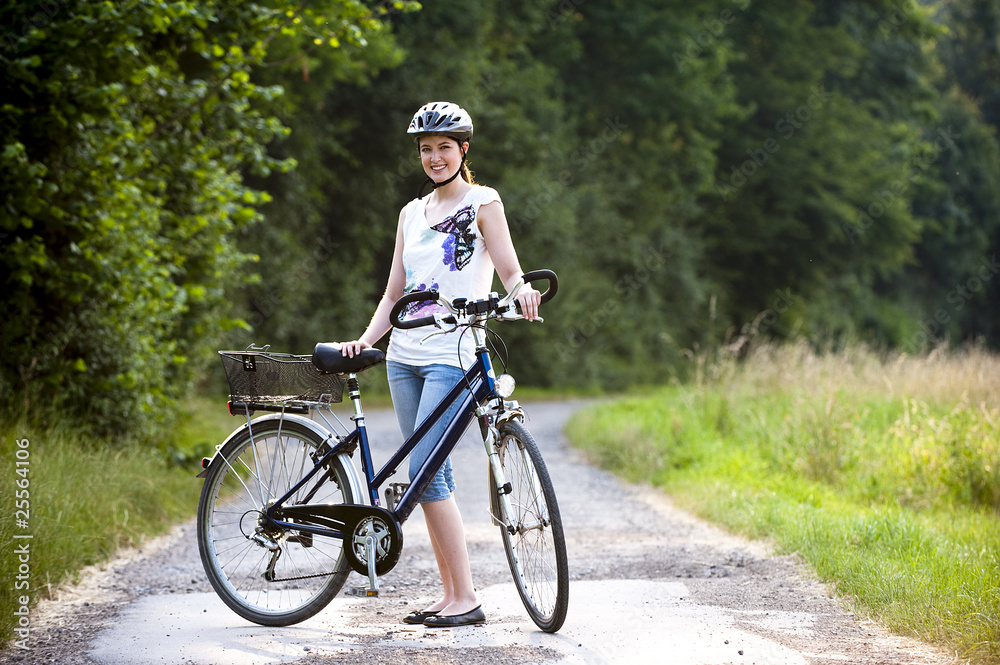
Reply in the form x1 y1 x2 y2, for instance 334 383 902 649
265 569 339 583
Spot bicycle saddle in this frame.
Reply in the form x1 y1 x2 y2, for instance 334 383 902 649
312 343 385 374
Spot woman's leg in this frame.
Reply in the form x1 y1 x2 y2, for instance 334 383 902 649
387 362 477 614
424 521 453 612
422 496 478 616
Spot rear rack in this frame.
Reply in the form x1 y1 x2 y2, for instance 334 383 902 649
226 400 312 417
219 348 347 411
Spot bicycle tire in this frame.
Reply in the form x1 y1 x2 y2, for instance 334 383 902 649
197 419 357 626
494 419 569 632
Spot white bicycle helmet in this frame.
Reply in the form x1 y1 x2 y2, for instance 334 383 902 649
407 102 474 142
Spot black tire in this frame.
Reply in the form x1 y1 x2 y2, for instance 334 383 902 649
494 420 569 632
197 419 357 626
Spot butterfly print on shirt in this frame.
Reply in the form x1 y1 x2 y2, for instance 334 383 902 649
431 204 476 271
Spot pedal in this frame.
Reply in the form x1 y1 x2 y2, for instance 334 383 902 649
384 482 409 511
364 533 380 596
346 532 382 598
345 541 381 597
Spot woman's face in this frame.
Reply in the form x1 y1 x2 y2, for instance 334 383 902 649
418 136 467 184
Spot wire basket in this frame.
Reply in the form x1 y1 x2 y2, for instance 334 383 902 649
219 350 346 404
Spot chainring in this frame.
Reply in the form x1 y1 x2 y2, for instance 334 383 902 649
272 503 403 576
344 510 403 576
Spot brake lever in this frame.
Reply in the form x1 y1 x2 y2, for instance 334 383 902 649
420 314 459 343
496 304 543 323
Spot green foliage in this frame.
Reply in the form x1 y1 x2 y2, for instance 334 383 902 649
544 0 742 386
232 0 1000 393
232 0 585 379
702 1 935 343
233 0 745 389
936 0 1000 131
4 0 1000 438
896 15 1000 350
0 1 404 440
567 343 1000 663
229 0 411 355
0 420 204 646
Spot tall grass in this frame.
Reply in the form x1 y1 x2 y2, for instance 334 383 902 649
0 396 235 646
567 342 1000 664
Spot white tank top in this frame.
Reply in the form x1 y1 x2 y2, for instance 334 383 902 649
387 185 501 368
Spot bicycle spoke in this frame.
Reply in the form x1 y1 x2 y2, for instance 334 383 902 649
495 420 568 633
197 420 356 626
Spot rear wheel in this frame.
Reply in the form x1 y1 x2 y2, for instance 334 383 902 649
197 419 357 626
493 420 569 632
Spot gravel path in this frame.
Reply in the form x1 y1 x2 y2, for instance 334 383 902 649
2 400 955 664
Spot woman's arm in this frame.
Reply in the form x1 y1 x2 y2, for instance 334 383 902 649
339 209 408 357
478 200 541 321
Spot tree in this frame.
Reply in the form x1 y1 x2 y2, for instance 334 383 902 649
936 0 1000 131
530 0 743 386
699 0 942 345
234 0 585 385
0 0 402 439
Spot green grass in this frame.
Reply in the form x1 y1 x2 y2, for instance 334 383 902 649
567 342 1000 664
0 394 238 647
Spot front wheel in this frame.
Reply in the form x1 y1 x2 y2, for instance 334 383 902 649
197 419 358 626
493 420 569 632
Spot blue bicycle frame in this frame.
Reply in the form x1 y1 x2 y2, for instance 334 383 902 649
261 336 498 540
361 349 495 521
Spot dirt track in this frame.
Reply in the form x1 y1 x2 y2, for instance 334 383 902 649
2 400 955 664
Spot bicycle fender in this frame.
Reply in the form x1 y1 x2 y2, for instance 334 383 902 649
196 413 363 502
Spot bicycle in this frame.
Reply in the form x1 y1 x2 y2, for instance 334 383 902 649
195 269 568 633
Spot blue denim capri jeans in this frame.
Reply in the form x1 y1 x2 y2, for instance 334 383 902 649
386 361 466 503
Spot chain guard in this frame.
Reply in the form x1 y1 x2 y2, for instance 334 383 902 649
275 504 403 576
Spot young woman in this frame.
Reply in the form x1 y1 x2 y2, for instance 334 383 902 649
337 102 541 627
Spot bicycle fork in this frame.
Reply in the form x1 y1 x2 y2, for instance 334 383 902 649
479 407 518 533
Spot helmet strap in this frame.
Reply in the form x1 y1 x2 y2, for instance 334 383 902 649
418 146 467 198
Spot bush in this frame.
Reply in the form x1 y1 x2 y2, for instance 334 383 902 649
0 1 401 441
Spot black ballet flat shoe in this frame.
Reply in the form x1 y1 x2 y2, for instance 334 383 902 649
402 609 439 625
422 605 486 628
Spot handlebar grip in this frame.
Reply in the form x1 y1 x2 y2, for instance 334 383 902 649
390 290 440 329
522 269 558 304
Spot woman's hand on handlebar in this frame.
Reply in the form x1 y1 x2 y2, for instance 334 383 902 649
336 339 371 358
516 285 542 322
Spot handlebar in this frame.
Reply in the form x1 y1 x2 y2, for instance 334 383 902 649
389 290 444 330
389 269 559 330
521 269 558 304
